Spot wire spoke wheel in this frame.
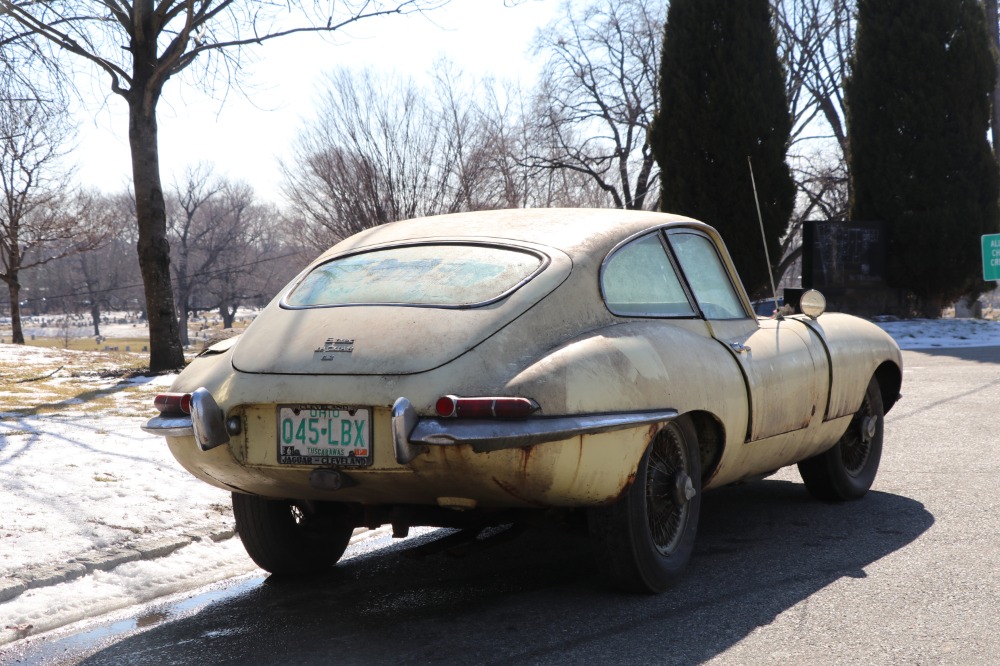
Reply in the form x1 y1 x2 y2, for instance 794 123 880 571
840 395 879 476
588 418 701 593
646 427 693 555
798 377 885 501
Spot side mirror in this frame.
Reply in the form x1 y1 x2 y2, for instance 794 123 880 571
799 289 827 319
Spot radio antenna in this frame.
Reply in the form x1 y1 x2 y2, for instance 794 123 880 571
747 156 781 319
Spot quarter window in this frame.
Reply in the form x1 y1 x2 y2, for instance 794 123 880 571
668 232 747 320
602 233 695 317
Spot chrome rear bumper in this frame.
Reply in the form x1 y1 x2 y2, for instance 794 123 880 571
143 390 678 464
391 397 677 459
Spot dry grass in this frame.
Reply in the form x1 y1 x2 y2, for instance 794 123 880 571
0 310 254 353
0 346 165 418
26 337 154 353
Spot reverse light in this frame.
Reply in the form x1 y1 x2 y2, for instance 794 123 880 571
435 395 540 419
153 392 192 414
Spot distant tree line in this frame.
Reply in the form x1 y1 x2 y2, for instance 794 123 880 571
9 175 306 342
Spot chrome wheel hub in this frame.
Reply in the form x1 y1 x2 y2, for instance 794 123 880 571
672 471 696 506
862 414 879 443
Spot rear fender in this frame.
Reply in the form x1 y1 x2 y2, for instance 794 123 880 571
504 320 748 452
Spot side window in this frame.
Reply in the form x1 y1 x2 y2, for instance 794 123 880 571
602 233 695 317
668 232 748 320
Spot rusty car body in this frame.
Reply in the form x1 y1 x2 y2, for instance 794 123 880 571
144 208 902 592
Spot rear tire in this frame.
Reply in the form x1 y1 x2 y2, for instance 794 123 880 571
798 376 884 501
232 493 354 575
588 419 701 593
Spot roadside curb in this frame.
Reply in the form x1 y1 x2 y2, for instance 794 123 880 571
0 527 237 605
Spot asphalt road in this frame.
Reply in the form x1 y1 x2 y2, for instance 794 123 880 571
6 347 1000 665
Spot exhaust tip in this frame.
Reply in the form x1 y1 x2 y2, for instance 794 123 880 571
309 468 354 491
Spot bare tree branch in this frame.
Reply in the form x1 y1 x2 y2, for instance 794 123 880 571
526 0 664 210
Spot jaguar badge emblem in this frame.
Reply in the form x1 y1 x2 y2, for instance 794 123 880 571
315 338 355 360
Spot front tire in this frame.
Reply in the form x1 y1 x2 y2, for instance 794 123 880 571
798 376 884 501
588 419 702 593
232 493 354 575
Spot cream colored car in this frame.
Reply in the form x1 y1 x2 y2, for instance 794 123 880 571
144 208 902 593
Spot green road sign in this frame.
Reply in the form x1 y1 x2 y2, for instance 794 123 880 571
984 234 1000 281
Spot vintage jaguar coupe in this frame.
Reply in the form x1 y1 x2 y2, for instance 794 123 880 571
144 208 902 593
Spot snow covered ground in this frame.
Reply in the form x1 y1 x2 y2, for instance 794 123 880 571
0 346 259 647
875 315 1000 348
1 316 999 651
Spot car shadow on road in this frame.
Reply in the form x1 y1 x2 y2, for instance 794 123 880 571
78 480 932 665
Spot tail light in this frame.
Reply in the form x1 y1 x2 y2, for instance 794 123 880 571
154 392 192 414
435 395 539 419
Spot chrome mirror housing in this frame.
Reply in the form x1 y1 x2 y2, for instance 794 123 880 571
799 289 827 319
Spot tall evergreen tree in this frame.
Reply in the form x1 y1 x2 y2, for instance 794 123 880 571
847 0 999 316
651 0 794 296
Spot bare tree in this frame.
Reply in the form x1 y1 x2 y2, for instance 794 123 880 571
24 190 145 335
772 0 855 153
167 165 261 346
770 0 855 285
476 81 544 209
528 0 664 210
283 61 611 250
432 62 492 212
202 200 291 330
0 88 107 343
75 194 140 336
0 0 448 370
282 67 467 247
478 78 607 210
424 61 606 212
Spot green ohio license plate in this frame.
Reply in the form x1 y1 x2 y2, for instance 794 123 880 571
277 405 372 466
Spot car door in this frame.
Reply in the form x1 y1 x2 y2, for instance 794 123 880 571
666 229 829 442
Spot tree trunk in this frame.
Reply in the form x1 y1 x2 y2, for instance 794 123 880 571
175 255 191 346
986 0 1000 159
7 279 24 344
176 281 191 347
90 302 101 337
128 95 185 370
220 302 237 329
178 306 190 346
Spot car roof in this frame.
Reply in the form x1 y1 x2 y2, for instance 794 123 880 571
323 208 707 259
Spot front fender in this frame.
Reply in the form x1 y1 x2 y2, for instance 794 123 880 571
799 313 903 418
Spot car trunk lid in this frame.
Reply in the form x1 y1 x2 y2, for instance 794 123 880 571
232 242 572 376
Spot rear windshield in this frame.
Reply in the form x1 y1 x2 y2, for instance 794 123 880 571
284 244 545 308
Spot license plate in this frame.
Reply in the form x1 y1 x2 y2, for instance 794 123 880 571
277 405 372 466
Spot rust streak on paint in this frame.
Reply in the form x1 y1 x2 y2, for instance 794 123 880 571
517 445 535 476
594 469 637 506
491 477 549 507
